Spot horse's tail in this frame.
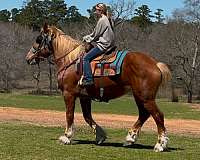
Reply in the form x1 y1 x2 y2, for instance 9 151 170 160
156 62 172 86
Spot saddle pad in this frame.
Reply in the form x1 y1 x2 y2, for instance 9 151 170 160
91 50 129 76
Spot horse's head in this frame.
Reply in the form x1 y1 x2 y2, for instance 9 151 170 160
26 23 54 65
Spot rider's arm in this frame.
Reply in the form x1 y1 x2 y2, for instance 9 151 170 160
83 17 107 43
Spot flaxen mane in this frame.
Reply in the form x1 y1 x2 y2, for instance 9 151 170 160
49 26 84 62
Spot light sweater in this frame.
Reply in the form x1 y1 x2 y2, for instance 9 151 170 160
83 15 115 51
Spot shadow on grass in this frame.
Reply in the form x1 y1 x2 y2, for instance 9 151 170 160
72 139 183 152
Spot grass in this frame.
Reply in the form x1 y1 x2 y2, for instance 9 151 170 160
0 122 199 160
0 93 200 120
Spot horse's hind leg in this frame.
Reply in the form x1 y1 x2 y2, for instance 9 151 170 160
125 97 150 145
143 100 168 152
125 97 168 151
79 97 107 144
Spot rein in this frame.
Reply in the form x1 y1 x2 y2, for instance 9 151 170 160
57 57 79 75
56 48 85 88
56 44 85 75
54 44 82 63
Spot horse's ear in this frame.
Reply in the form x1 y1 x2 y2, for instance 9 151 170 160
43 23 49 33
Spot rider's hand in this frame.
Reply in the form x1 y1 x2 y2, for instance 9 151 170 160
83 35 92 43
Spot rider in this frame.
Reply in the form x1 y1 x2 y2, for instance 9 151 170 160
79 3 115 86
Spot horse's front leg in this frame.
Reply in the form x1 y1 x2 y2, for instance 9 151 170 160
79 97 107 144
59 91 76 144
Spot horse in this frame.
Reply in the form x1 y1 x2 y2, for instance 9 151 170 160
25 23 171 152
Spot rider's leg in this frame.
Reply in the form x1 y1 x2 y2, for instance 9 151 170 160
81 47 103 85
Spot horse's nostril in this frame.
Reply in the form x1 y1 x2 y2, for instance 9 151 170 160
26 59 29 64
26 59 30 64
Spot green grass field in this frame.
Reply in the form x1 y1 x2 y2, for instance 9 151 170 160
0 122 199 160
0 93 199 159
0 93 200 120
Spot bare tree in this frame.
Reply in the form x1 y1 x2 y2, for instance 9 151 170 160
47 56 56 95
0 22 38 91
0 23 20 91
165 21 200 103
32 64 41 93
168 0 200 103
110 0 135 26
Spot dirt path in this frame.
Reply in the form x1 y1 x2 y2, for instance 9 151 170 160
0 107 200 136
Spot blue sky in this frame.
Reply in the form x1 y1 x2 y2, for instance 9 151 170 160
0 0 185 17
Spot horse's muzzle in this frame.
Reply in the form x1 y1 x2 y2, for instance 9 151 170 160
26 58 37 65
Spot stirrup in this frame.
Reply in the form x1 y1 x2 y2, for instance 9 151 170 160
78 76 84 86
78 76 94 86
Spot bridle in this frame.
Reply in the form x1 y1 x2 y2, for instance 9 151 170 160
31 31 85 75
30 32 53 58
32 32 83 62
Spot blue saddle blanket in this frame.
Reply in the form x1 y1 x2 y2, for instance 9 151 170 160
91 50 129 76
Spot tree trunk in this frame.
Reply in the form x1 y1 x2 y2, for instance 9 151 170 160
48 62 53 95
171 82 179 102
33 64 41 93
187 90 192 103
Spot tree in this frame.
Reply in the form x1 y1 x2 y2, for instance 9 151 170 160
65 6 84 23
15 0 67 30
0 9 11 22
169 0 200 103
132 5 153 31
47 57 55 95
154 9 165 23
87 6 97 25
110 0 135 26
0 23 25 92
46 0 67 25
15 0 44 30
183 0 200 21
167 21 200 103
11 8 20 22
32 64 41 93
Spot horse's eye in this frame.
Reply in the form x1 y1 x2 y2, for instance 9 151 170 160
36 35 43 44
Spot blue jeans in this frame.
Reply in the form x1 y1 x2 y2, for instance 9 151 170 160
83 47 103 82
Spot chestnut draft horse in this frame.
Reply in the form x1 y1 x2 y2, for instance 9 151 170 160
25 24 171 152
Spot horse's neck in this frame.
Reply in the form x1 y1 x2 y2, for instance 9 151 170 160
53 35 84 69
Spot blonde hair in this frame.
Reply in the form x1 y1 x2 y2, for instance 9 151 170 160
96 3 114 29
96 3 107 15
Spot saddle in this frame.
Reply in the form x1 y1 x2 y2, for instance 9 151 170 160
77 46 128 77
77 47 129 101
91 48 129 77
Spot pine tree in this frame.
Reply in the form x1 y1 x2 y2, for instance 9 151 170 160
14 0 67 30
132 5 153 30
65 6 83 23
0 9 11 22
154 9 165 23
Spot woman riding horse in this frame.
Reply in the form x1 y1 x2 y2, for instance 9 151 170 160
79 3 115 86
25 7 171 152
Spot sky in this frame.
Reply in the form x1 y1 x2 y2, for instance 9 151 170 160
0 0 185 17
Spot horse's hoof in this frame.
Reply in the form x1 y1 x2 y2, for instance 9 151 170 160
59 135 71 145
95 124 107 145
154 134 168 152
96 136 106 145
154 143 164 152
125 134 137 143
